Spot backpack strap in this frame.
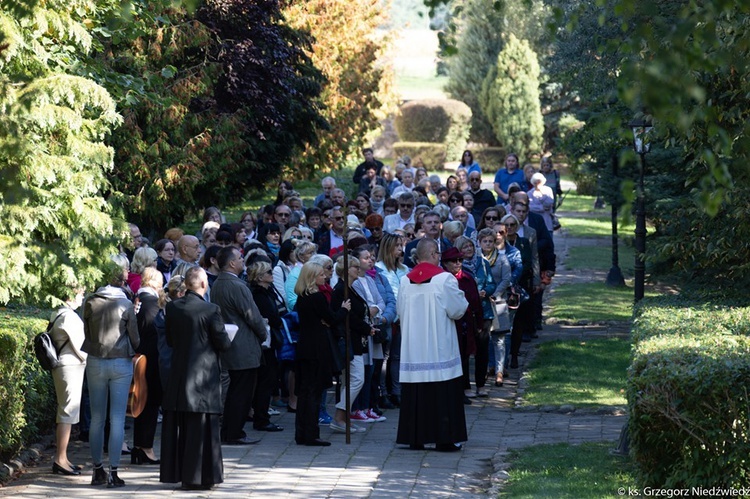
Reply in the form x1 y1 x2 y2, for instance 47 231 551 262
48 311 71 357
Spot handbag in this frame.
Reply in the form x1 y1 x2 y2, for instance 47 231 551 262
126 354 148 418
491 297 511 333
507 284 530 310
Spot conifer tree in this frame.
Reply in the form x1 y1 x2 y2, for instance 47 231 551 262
479 34 543 160
0 2 121 305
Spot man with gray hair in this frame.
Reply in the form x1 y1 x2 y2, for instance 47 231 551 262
314 176 336 207
450 205 476 239
383 192 416 234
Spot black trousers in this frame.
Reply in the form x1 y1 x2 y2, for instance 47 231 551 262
252 350 277 429
295 359 324 444
474 320 491 389
511 300 534 356
221 368 257 441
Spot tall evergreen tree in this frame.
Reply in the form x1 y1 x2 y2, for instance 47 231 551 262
0 1 121 305
479 34 543 160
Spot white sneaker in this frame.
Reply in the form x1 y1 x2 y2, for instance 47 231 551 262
268 408 281 416
464 389 477 398
365 409 386 422
330 420 366 433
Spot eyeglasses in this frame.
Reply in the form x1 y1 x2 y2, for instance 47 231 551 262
485 216 499 221
497 231 507 236
276 212 290 218
333 216 345 221
368 226 382 231
399 204 414 208
445 258 464 263
265 269 273 275
504 223 518 227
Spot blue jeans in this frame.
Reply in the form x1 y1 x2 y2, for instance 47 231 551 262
86 357 132 468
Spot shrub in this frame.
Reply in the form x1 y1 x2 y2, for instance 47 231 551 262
471 147 506 173
392 142 447 170
394 99 471 161
628 296 750 488
0 305 55 461
479 34 544 161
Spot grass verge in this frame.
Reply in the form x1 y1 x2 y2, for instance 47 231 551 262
558 216 636 238
500 441 637 498
557 193 602 213
548 283 658 323
566 244 635 275
523 338 629 407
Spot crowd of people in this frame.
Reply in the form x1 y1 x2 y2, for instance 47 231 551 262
47 148 562 490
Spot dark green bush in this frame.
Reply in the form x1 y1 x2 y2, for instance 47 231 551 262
394 99 471 161
471 146 506 173
0 306 56 461
628 296 750 488
392 142 447 170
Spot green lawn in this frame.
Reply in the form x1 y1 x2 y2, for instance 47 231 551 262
557 193 602 213
523 338 630 407
558 216 636 238
566 244 635 276
501 442 638 498
395 74 448 100
548 282 655 323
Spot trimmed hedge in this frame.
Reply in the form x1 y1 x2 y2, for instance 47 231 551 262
471 146 506 173
394 99 471 161
392 142 447 170
0 306 56 461
628 296 750 488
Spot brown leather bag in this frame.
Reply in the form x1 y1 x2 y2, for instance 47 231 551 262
126 354 148 418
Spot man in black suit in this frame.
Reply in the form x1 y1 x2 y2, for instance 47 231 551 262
512 192 556 331
467 171 497 226
210 247 268 445
352 147 384 185
160 267 231 490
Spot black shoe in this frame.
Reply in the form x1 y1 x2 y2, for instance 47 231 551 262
182 484 212 490
287 405 297 413
254 423 284 432
91 466 108 486
223 436 261 445
510 355 519 369
463 396 472 405
52 462 80 476
304 439 331 447
71 463 82 472
436 443 463 452
107 470 125 488
131 447 160 465
408 444 425 450
379 396 395 409
389 394 401 407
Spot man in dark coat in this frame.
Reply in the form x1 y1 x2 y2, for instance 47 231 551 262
160 267 231 490
210 247 268 445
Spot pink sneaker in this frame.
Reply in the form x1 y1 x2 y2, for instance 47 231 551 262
349 410 374 422
365 409 386 422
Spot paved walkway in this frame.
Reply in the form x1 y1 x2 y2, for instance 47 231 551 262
1 212 628 498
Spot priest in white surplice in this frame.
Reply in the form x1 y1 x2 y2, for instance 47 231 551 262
396 238 469 452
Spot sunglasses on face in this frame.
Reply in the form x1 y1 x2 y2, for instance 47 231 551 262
445 258 464 263
505 223 517 227
333 216 345 221
485 216 499 221
400 204 414 208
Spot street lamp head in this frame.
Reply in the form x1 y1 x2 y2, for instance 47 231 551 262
629 118 653 155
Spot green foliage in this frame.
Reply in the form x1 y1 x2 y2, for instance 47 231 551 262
502 442 638 498
283 0 394 178
0 306 55 460
524 338 629 407
0 2 123 306
392 141 447 170
442 0 550 145
629 297 750 487
470 146 505 173
479 34 544 160
394 99 471 161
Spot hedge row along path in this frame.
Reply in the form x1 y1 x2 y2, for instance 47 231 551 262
1 183 631 497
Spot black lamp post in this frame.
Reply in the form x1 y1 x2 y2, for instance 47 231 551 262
606 154 625 287
629 118 653 302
